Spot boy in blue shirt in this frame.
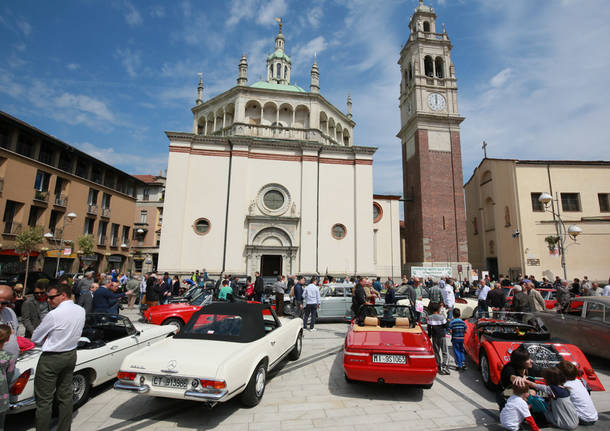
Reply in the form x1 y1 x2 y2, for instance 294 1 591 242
448 308 467 371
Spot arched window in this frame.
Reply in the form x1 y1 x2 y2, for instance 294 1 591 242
424 56 434 77
404 70 409 87
408 62 413 81
485 198 495 231
284 66 288 79
276 63 281 78
435 57 444 78
423 21 430 32
504 206 511 227
473 217 478 235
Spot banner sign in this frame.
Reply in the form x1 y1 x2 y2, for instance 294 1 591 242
410 266 452 278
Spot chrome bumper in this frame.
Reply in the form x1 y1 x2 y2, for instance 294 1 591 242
114 381 150 393
9 397 36 413
184 389 228 401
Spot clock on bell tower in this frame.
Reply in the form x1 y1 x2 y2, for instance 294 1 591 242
397 0 470 276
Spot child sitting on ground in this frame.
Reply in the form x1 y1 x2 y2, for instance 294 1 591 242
448 308 467 371
534 367 579 430
557 360 598 426
500 383 540 431
427 302 449 375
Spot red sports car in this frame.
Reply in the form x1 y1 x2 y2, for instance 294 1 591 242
464 313 604 392
504 287 582 311
143 290 211 330
343 304 437 388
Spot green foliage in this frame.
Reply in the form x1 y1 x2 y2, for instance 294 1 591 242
78 234 95 255
15 226 44 254
544 235 560 250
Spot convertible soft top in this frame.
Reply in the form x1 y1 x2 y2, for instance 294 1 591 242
176 302 272 343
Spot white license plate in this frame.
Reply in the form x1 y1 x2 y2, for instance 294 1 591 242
372 354 406 364
152 376 188 388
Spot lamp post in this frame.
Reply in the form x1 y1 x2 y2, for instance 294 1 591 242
538 193 581 280
45 212 77 277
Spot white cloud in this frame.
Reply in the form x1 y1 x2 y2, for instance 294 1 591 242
307 6 323 28
16 19 31 36
292 36 328 72
226 0 258 26
115 48 142 78
74 142 168 174
149 5 165 18
55 93 115 122
124 1 143 26
489 68 512 88
226 0 287 27
257 0 287 26
66 63 80 71
14 42 26 52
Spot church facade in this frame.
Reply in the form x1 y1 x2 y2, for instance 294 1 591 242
159 24 401 278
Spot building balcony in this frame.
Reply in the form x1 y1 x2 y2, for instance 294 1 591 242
54 194 68 207
33 190 49 203
101 207 111 218
87 204 98 215
2 221 22 236
98 236 107 246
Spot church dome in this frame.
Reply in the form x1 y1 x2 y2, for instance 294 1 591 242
267 49 291 64
250 81 305 92
415 0 434 13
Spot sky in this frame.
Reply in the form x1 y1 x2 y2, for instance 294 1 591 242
1 0 609 197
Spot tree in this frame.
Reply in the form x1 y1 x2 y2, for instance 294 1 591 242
15 226 44 289
77 235 95 270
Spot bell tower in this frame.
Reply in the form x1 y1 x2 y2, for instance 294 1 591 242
397 0 469 276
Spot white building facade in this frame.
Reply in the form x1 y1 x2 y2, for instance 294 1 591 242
159 25 400 278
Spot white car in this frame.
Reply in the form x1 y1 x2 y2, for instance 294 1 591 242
115 302 303 407
9 313 175 413
397 295 477 320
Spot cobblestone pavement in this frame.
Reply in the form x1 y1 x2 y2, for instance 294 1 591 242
7 309 610 431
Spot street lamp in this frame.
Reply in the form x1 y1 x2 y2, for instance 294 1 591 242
45 212 77 277
538 193 581 280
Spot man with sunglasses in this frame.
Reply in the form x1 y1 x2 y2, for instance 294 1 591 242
31 283 85 431
0 285 19 356
22 283 50 338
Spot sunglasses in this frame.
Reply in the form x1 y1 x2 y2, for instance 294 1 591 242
46 294 61 300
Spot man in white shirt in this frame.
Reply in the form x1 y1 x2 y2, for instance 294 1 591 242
475 280 491 318
603 280 610 297
0 285 20 356
302 277 321 331
441 278 456 320
32 283 86 431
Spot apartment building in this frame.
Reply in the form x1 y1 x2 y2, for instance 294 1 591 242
465 158 610 282
133 174 165 273
0 111 144 275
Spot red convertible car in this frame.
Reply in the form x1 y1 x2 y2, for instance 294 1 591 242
143 290 211 330
343 304 437 388
464 313 604 392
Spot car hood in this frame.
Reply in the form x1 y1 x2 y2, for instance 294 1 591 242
121 337 245 377
347 326 432 353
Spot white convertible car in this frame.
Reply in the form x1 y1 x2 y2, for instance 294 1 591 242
9 313 175 413
115 302 303 407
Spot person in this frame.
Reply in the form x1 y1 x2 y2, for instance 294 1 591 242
351 278 368 323
286 274 295 293
588 283 601 296
171 275 181 297
407 280 421 323
448 308 467 371
146 274 161 307
13 283 25 317
253 272 264 302
140 273 149 305
500 383 540 431
525 281 545 312
292 276 304 317
0 286 19 356
0 325 15 430
384 281 396 304
92 281 130 313
427 302 449 375
126 276 141 309
372 277 382 293
78 271 94 300
302 277 321 331
556 281 571 313
557 360 598 426
245 276 255 299
77 282 98 314
231 276 241 297
475 280 491 318
202 268 209 283
534 367 579 429
272 276 286 316
511 285 530 315
488 282 507 318
22 283 50 338
160 272 172 304
603 279 610 296
218 280 233 301
497 347 543 410
442 278 455 320
580 276 592 295
32 283 86 431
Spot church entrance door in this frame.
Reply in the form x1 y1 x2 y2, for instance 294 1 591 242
261 255 282 276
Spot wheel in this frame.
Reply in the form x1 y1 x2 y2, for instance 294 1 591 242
241 361 267 407
287 331 302 360
162 318 184 332
72 371 91 409
479 351 498 391
420 383 433 389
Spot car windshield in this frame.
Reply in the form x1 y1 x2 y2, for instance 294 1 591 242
190 291 212 306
